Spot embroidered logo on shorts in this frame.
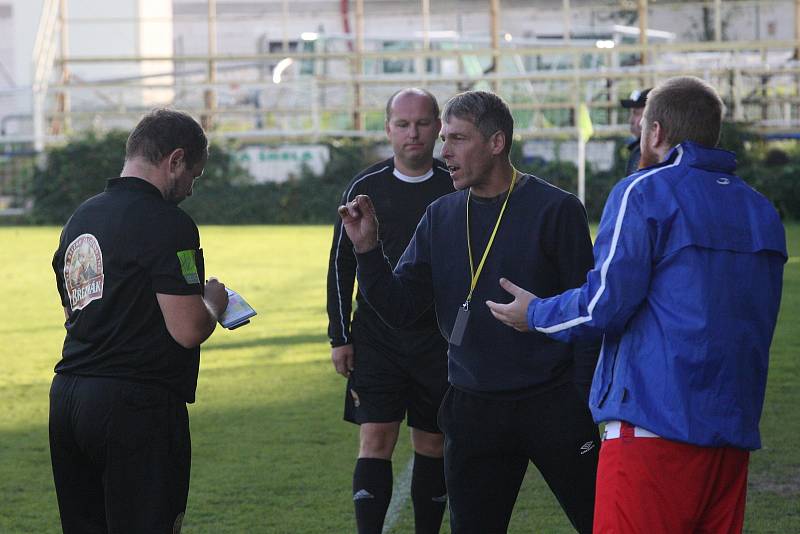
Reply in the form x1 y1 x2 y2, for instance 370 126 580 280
63 233 104 310
350 389 361 408
176 249 200 284
353 489 374 500
579 441 596 455
173 512 184 533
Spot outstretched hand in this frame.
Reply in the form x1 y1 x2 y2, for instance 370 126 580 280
486 278 538 332
338 194 379 253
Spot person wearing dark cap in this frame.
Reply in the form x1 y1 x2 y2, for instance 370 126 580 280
620 88 650 175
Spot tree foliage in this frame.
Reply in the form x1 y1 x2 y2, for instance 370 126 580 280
28 126 799 225
30 130 251 224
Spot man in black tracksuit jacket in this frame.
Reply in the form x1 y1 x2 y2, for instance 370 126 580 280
327 88 454 534
339 91 600 534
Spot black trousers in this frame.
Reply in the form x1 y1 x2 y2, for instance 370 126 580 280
438 383 599 534
49 374 191 534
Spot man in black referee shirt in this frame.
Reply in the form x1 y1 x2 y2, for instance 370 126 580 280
327 88 454 534
50 109 228 533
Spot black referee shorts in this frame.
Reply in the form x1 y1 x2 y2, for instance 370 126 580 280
344 322 448 433
49 374 190 534
438 382 599 534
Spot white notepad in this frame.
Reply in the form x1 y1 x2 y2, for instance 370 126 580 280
219 288 257 329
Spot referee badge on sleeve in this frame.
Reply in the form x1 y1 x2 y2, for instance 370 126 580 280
176 250 200 284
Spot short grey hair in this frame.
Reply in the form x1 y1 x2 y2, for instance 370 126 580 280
442 91 514 154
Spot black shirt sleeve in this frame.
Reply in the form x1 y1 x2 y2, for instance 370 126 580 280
553 194 601 401
326 181 361 347
53 228 69 308
355 210 435 329
135 204 203 296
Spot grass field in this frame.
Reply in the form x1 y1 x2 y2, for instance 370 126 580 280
1 224 798 533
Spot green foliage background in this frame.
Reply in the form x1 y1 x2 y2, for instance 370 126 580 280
22 125 800 226
26 132 377 226
181 139 377 225
27 131 254 225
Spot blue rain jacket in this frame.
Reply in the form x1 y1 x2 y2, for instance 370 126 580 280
528 142 787 449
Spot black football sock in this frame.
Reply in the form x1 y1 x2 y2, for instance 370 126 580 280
353 458 393 534
410 452 447 534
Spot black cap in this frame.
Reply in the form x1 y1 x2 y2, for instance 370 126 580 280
620 88 651 109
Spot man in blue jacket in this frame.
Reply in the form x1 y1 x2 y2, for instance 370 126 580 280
487 76 787 533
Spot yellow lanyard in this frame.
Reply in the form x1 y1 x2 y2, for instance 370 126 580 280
465 168 518 304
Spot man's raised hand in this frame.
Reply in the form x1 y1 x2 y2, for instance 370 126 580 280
486 278 538 332
338 194 379 253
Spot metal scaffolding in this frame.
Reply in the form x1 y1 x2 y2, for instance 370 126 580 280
18 0 800 150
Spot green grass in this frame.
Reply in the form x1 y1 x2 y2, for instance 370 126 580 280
1 224 798 533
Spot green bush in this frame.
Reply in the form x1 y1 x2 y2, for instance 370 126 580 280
510 139 625 221
30 131 128 224
509 125 800 221
180 138 379 224
720 123 800 220
739 158 800 220
26 127 799 225
30 130 252 225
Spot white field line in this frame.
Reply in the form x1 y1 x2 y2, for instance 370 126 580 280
382 456 414 534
